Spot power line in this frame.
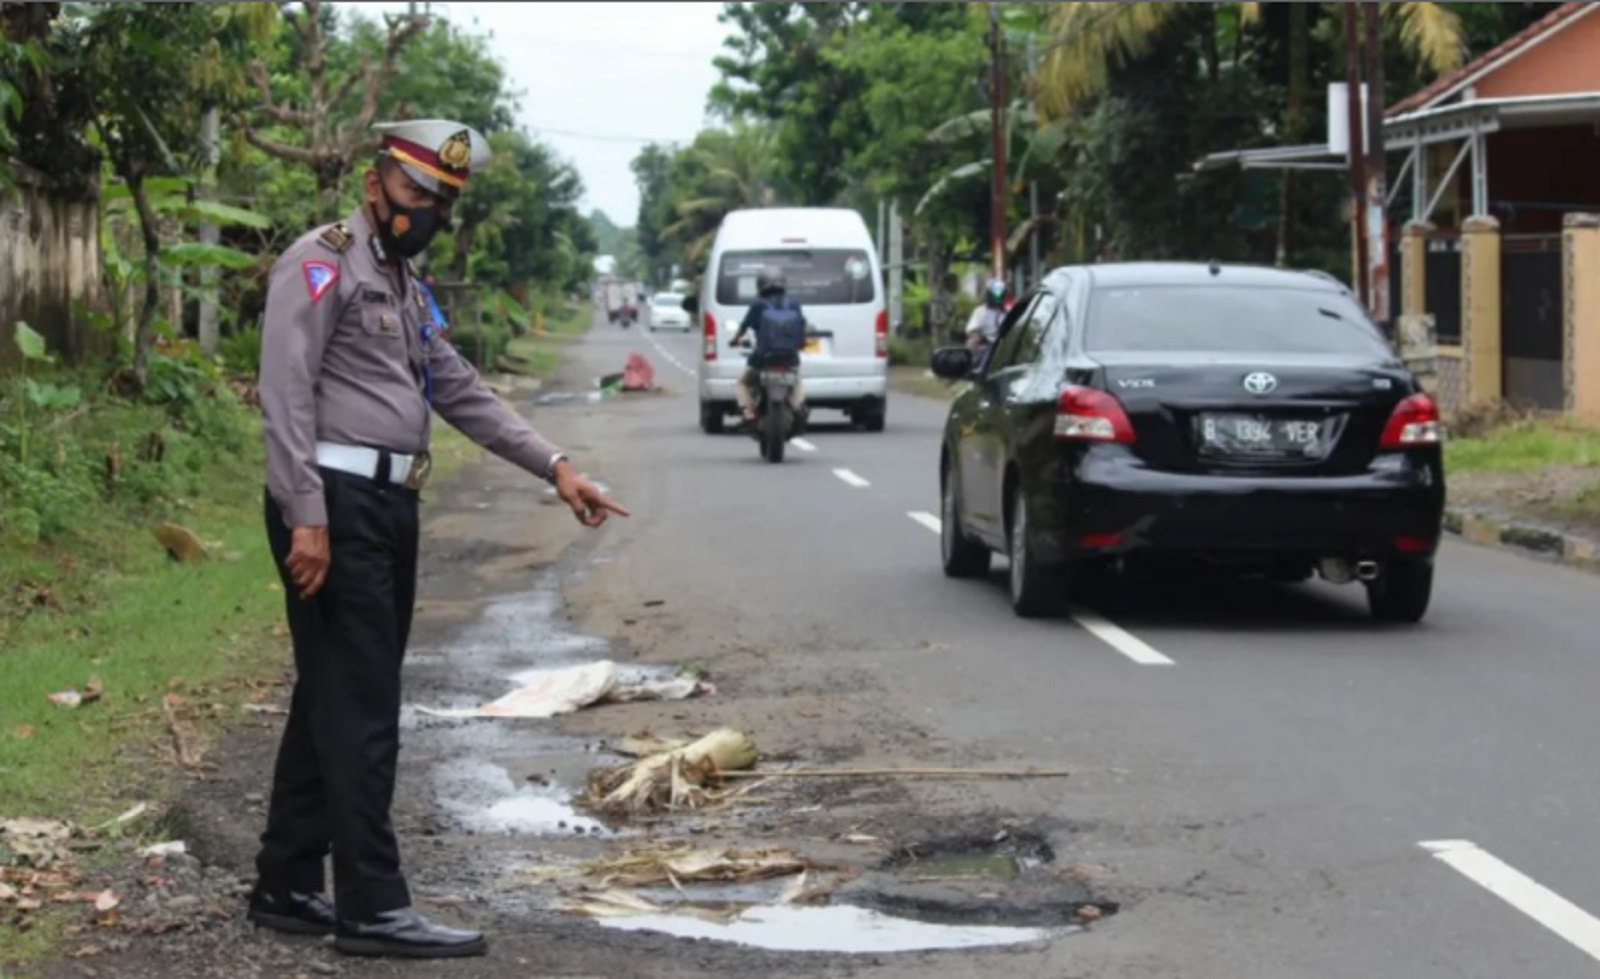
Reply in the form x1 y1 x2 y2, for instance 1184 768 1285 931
527 124 689 145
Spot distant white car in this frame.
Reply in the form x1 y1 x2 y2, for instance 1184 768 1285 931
649 293 692 331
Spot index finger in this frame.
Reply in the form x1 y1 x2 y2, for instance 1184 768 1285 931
598 497 631 517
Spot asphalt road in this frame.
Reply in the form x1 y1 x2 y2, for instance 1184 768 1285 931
525 315 1600 978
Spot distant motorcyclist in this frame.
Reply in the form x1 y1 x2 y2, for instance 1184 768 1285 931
731 267 809 431
965 279 1009 362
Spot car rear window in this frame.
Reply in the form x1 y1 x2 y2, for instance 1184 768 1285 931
1085 285 1391 356
716 249 876 306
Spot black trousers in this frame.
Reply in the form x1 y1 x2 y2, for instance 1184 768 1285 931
257 467 419 921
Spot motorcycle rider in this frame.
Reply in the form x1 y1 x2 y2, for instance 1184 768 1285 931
964 278 1009 365
731 266 809 432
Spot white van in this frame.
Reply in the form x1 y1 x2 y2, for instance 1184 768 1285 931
690 208 887 433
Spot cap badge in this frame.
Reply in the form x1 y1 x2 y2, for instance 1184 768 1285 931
439 129 472 170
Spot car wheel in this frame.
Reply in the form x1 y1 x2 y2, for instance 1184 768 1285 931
941 465 990 579
1366 559 1433 623
700 401 724 435
861 406 886 433
1008 487 1062 618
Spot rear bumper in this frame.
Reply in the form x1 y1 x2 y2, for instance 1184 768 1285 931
701 366 887 406
1028 446 1446 564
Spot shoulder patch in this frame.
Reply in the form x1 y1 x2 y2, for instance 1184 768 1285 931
302 261 339 304
317 223 354 253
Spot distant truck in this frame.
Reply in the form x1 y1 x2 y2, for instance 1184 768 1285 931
602 279 637 325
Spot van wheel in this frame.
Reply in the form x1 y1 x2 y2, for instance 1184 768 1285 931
861 406 886 433
700 402 724 435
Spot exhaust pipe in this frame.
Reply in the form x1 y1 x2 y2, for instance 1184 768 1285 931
1356 561 1380 582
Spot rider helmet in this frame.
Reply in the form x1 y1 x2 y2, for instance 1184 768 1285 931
984 278 1007 307
757 266 787 297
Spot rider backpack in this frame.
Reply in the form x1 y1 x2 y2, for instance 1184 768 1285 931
754 298 806 363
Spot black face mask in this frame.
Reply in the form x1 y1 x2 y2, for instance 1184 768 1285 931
377 182 441 259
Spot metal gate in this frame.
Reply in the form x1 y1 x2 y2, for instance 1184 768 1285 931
1425 236 1461 345
1501 234 1564 410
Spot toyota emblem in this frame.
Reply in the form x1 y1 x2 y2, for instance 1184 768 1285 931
1243 372 1278 395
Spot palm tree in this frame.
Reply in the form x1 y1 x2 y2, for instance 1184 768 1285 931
1032 2 1467 122
663 119 778 263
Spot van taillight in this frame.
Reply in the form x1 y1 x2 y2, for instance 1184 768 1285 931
1054 387 1136 444
702 312 717 361
874 309 888 358
1379 394 1442 448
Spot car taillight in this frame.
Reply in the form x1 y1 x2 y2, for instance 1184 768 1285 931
1380 394 1442 448
874 309 888 358
702 312 717 361
1054 387 1135 444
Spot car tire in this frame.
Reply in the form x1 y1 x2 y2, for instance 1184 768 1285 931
1366 559 1433 623
700 401 724 435
862 406 886 433
941 464 990 579
1008 487 1062 618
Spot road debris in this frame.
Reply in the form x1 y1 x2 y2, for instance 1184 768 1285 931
717 765 1071 781
47 676 103 710
136 841 187 859
415 660 714 720
582 729 757 818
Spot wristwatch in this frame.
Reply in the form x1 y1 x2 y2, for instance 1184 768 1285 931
545 452 569 484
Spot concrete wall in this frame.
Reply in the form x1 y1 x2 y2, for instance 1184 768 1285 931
0 168 106 371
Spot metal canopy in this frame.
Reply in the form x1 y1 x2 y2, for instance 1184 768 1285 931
1196 91 1600 223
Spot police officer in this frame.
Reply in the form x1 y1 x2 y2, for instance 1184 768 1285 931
249 118 629 959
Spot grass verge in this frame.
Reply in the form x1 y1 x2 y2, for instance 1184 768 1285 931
1445 414 1600 474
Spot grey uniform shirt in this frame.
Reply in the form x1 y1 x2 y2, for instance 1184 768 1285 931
260 207 563 527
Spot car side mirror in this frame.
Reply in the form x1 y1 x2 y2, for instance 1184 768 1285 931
681 296 700 317
930 346 974 380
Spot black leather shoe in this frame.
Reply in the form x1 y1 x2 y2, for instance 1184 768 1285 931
247 886 336 936
335 907 487 958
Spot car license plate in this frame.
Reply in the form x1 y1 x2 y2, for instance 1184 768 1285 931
762 371 799 386
803 338 822 354
1197 414 1326 458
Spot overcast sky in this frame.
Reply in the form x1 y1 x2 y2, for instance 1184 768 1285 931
369 2 727 226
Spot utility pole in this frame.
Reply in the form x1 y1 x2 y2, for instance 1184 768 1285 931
1361 0 1389 327
197 102 221 356
888 200 904 337
987 2 1007 283
1344 5 1369 309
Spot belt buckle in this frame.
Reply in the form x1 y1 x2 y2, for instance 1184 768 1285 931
402 452 432 491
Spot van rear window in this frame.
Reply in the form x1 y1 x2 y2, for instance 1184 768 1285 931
716 249 877 306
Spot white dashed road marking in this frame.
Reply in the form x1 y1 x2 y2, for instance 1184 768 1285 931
1067 607 1176 666
906 512 1176 666
834 469 871 488
792 438 818 453
641 328 696 378
1421 840 1600 964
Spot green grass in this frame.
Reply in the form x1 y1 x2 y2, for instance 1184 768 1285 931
0 424 282 821
1445 416 1600 474
498 301 593 380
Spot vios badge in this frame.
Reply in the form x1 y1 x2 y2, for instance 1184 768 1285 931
1243 372 1278 395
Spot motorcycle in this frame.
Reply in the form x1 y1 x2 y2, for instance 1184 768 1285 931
743 329 826 464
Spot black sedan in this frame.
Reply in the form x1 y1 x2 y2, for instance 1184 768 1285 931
931 262 1445 623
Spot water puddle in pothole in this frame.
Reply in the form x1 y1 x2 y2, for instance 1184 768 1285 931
901 854 1022 881
435 758 612 837
596 904 1065 953
534 391 604 406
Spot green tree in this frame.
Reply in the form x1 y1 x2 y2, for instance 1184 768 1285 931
661 120 778 265
631 143 677 283
710 1 871 205
242 0 430 220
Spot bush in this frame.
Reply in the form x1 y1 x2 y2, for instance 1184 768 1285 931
887 335 934 367
449 319 511 370
219 324 262 378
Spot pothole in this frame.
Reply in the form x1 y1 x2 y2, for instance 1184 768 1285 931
843 829 1120 930
434 758 620 838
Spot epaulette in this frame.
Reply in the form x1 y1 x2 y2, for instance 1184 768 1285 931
317 223 354 253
